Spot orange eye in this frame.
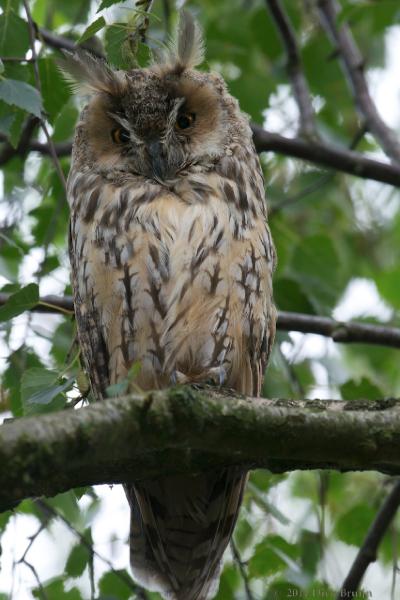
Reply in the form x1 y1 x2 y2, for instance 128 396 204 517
111 127 130 144
176 112 196 130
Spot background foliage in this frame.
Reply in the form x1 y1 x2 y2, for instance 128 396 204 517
1 0 400 598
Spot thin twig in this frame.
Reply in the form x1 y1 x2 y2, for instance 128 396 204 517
337 480 400 599
318 0 400 165
230 541 254 600
22 0 67 192
266 0 317 138
0 56 35 63
35 499 149 599
23 562 48 600
15 523 48 600
36 25 104 58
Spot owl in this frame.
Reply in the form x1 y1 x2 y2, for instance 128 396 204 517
63 11 276 600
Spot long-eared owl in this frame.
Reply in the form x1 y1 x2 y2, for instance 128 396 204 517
64 11 276 600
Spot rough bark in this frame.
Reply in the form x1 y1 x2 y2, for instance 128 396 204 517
1 386 400 512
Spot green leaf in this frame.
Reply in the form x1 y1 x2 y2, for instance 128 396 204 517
0 78 43 118
274 277 316 314
376 266 400 309
38 57 71 123
3 346 44 416
78 16 106 44
335 503 376 547
0 510 11 532
98 570 137 599
340 377 382 401
0 283 39 321
97 0 124 12
105 23 131 69
0 11 30 57
289 234 342 314
248 539 287 578
65 542 90 578
20 368 73 414
299 530 321 575
33 577 83 600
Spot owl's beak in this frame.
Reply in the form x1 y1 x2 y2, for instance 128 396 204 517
146 138 166 181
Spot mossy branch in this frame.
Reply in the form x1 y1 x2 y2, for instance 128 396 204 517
2 387 400 512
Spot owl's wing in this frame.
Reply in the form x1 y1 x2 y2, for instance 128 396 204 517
69 210 110 400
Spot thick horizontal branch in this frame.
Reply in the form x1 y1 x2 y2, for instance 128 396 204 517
2 127 400 187
1 388 400 511
252 126 400 187
1 292 399 349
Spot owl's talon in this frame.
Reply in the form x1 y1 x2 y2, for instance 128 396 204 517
204 366 227 387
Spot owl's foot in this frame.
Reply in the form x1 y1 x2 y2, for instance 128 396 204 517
170 370 190 385
170 366 227 387
205 366 227 387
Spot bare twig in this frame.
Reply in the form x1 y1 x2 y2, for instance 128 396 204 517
15 522 48 600
337 480 400 599
35 500 149 599
231 540 254 600
0 56 35 63
2 292 400 349
318 0 400 165
23 0 67 192
266 0 317 138
36 25 104 58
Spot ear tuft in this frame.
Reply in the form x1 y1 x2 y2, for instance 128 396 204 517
58 49 126 96
157 10 204 72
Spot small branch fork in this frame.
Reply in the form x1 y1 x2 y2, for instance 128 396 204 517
1 292 399 350
317 0 400 165
266 0 317 138
34 500 149 599
337 480 400 599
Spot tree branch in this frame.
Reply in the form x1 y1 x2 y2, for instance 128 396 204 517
317 0 400 165
1 388 400 512
266 0 317 138
36 25 104 58
2 292 399 349
337 480 400 599
252 126 400 187
2 126 400 188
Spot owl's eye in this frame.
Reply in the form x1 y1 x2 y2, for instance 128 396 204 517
111 127 130 144
176 112 196 130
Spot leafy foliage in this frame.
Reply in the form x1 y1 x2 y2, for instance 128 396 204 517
1 0 400 599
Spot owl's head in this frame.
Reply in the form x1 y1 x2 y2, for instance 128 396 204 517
61 12 250 183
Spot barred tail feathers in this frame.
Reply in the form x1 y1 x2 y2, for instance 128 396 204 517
125 468 247 600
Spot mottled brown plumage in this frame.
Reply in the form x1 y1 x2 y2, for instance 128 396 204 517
64 12 276 600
